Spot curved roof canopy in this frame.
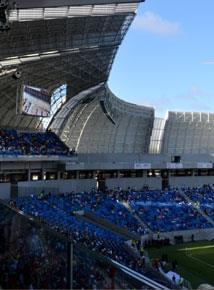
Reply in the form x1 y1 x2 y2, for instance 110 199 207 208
0 0 143 130
50 83 154 154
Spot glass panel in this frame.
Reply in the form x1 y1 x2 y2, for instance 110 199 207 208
0 202 70 289
73 245 144 290
41 84 67 130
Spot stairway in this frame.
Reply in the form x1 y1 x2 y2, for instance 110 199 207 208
179 191 214 227
120 200 154 235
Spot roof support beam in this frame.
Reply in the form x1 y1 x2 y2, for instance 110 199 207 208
0 44 118 68
10 0 143 9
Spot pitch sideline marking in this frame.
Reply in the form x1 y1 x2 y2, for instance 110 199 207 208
185 250 214 269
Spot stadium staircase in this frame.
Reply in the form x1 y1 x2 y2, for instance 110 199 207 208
180 191 214 227
120 200 154 234
73 210 141 241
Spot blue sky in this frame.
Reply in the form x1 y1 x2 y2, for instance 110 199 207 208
109 0 214 117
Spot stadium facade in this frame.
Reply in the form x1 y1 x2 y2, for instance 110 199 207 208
0 0 214 194
0 2 214 290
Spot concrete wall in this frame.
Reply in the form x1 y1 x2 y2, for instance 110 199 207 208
0 183 11 200
144 228 214 244
169 176 214 188
14 175 214 196
18 179 96 196
106 176 214 191
106 177 162 190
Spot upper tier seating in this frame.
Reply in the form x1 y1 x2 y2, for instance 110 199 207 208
0 129 70 156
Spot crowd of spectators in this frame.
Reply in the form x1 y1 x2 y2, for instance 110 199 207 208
180 185 214 204
0 129 70 156
96 187 214 233
4 186 213 289
0 202 120 290
133 203 212 232
119 187 214 232
0 205 68 289
13 193 177 289
15 194 144 273
46 190 147 235
15 187 214 237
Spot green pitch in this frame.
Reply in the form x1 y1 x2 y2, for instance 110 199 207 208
147 241 214 288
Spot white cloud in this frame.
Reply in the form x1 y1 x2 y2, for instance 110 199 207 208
133 11 182 37
138 86 214 118
202 59 214 65
184 86 203 100
172 86 212 112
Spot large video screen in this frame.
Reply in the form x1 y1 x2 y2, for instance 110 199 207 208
22 85 51 117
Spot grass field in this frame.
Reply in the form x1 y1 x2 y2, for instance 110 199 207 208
147 241 214 288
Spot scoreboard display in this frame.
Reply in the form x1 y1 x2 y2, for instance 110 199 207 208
22 85 51 117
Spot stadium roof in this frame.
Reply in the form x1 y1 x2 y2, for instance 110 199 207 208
9 0 142 8
0 0 144 130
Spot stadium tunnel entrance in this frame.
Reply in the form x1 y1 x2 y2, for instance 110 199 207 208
96 171 106 192
161 170 169 190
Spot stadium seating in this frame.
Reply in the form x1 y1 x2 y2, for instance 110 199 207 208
53 191 147 235
127 188 214 232
180 185 214 204
15 188 214 235
15 187 214 242
133 203 213 232
15 195 141 270
12 188 214 289
0 129 69 156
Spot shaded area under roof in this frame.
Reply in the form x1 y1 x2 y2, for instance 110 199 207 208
0 2 139 130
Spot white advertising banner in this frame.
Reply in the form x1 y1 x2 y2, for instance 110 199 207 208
166 162 183 169
66 162 85 170
197 162 213 169
134 163 151 169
